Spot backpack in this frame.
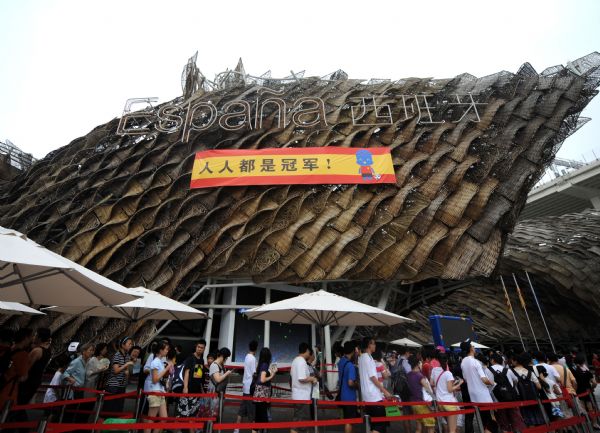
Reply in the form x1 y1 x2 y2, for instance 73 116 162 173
170 363 185 393
511 367 538 401
391 367 411 402
489 366 518 402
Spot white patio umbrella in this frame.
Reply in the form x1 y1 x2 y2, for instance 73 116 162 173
0 226 141 306
245 289 413 327
389 337 422 348
451 341 490 349
45 287 208 321
246 290 413 391
0 301 45 315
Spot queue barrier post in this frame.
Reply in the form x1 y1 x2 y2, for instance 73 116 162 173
133 388 143 421
363 413 371 433
218 391 224 423
572 396 592 433
432 399 444 433
0 399 12 424
205 419 214 433
58 384 73 423
91 392 105 432
36 419 48 433
473 405 485 433
537 397 551 427
312 398 319 433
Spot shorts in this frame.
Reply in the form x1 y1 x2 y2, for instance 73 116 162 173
412 404 436 427
293 403 311 431
147 395 166 408
342 405 359 419
238 395 255 420
441 404 459 412
365 404 388 433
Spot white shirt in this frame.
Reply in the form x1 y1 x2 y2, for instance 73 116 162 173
148 357 166 392
461 355 493 403
431 367 457 403
44 370 62 403
242 352 256 394
291 355 312 400
490 364 519 386
400 356 411 374
536 363 559 388
143 353 155 392
359 353 383 402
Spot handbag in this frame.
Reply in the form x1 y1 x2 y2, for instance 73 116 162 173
559 365 574 409
422 386 433 402
253 383 271 399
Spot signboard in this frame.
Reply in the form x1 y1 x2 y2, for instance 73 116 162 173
190 147 396 188
429 315 476 348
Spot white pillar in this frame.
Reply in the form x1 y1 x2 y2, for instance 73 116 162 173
204 287 217 357
311 324 317 349
218 286 237 352
342 326 355 343
590 195 600 210
264 288 271 348
324 324 335 390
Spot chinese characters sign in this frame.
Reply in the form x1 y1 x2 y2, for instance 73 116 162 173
190 147 395 188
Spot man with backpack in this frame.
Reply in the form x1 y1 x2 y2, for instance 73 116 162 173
489 353 526 432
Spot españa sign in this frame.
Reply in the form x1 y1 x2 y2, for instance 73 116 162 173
190 147 396 188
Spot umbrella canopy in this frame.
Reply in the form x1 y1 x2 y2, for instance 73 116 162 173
0 226 140 306
451 341 490 349
245 290 413 326
389 337 422 347
0 301 45 315
46 287 208 321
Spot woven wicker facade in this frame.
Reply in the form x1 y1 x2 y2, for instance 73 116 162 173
1 53 599 347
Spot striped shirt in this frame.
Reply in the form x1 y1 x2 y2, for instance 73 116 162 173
105 350 130 389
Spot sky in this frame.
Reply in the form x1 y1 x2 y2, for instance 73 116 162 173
0 0 599 161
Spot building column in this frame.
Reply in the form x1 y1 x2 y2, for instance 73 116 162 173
218 286 237 352
590 195 600 210
204 287 217 357
264 288 271 348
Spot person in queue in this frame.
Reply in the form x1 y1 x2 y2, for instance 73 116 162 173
145 340 173 433
431 353 463 433
84 342 110 394
177 339 207 422
407 354 435 433
235 340 257 433
0 329 34 415
338 341 359 433
252 347 277 433
290 342 318 433
359 337 392 433
460 341 497 433
18 327 52 407
207 347 233 417
104 336 134 413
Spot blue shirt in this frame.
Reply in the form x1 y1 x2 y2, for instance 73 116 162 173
337 357 357 401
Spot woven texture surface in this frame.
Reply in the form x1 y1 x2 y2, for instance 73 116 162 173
1 54 599 347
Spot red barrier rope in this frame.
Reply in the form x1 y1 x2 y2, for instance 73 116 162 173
522 416 586 433
224 393 311 405
143 390 216 398
213 417 363 430
371 408 476 424
45 421 205 433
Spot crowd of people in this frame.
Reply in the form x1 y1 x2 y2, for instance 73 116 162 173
1 326 600 433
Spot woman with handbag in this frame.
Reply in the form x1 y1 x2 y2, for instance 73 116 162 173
252 347 278 433
207 347 233 417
